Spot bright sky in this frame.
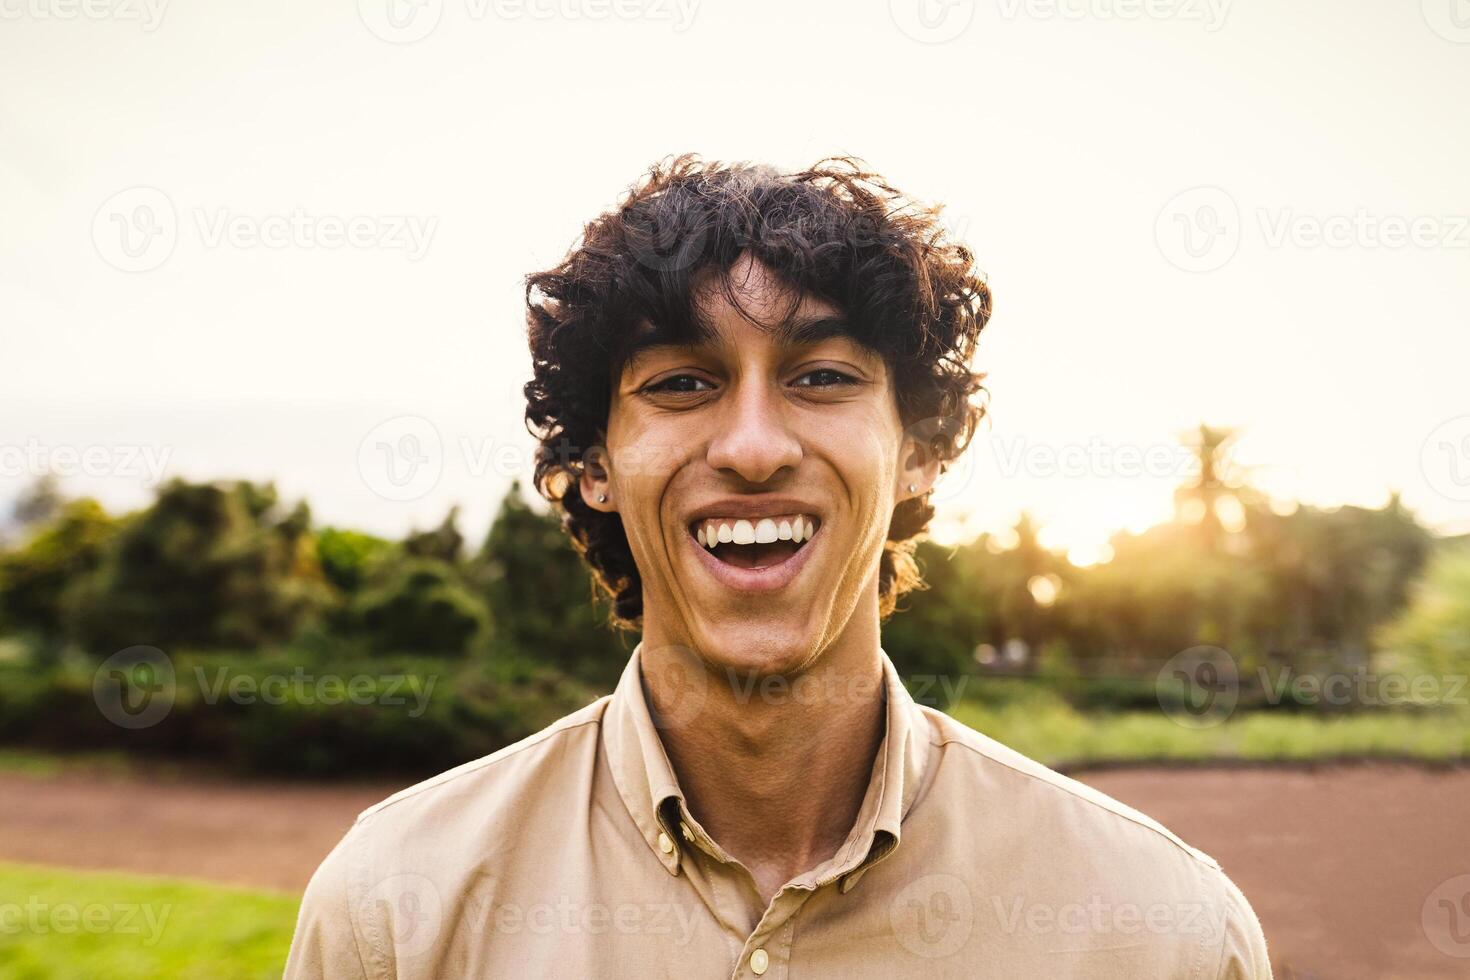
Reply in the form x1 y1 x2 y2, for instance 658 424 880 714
3 0 1468 556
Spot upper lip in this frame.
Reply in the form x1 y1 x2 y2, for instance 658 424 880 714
684 497 824 523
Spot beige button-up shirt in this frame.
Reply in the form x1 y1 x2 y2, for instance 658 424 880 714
285 646 1271 978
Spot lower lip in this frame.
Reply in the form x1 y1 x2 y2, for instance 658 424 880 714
684 527 820 593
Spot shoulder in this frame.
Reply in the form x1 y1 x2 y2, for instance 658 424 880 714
287 697 613 978
352 694 611 836
910 706 1272 978
917 704 1222 871
301 696 610 908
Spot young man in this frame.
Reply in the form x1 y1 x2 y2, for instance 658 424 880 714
286 157 1271 978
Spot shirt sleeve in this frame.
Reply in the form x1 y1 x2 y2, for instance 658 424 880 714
283 827 372 980
1212 871 1273 979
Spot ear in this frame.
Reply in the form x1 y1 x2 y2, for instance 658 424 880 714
579 445 618 513
896 429 942 503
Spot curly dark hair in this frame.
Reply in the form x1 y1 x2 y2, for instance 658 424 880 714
523 154 992 628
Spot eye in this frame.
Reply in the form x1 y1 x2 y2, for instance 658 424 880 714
641 374 715 395
792 368 858 388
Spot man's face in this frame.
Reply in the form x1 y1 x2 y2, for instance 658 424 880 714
588 255 928 676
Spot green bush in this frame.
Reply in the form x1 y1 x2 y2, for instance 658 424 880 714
349 558 490 657
0 646 599 778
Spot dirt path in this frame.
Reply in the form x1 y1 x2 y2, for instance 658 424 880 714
0 770 392 894
1 764 1466 978
1082 765 1470 980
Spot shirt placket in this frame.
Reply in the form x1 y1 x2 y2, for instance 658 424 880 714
727 884 806 979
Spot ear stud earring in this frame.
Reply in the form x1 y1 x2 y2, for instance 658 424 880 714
597 493 608 503
907 484 918 493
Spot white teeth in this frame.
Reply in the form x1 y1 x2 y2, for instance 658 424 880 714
695 515 819 550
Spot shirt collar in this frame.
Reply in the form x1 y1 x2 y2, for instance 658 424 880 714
603 642 931 887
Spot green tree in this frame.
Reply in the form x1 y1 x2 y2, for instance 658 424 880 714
350 557 490 656
0 497 119 641
315 527 396 594
404 507 465 564
1246 494 1431 669
1377 543 1470 678
471 483 624 687
881 539 988 707
66 480 328 653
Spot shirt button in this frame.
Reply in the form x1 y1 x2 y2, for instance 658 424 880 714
750 948 769 975
680 821 694 842
658 832 674 854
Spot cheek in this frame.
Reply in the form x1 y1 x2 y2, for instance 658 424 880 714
816 405 902 527
604 409 687 540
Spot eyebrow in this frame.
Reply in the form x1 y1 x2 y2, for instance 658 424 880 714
618 313 866 379
769 314 855 348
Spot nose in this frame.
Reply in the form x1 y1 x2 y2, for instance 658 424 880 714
705 379 802 484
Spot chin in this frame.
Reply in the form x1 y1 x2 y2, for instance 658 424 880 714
688 613 824 680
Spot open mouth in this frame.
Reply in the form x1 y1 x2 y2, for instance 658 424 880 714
689 515 820 570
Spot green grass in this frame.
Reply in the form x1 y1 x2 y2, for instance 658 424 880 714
0 862 298 980
0 749 163 779
948 686 1470 769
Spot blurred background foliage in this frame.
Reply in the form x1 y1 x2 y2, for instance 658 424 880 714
0 426 1465 777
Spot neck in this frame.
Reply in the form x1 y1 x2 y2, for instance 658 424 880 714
640 599 887 905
